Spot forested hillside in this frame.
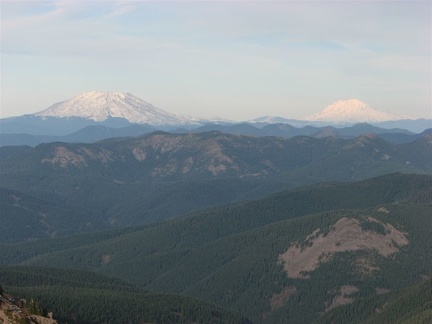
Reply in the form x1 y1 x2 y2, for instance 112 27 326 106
1 173 431 322
319 278 432 324
1 131 431 242
0 266 250 323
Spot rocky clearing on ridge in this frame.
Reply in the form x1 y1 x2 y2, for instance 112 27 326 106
278 216 409 279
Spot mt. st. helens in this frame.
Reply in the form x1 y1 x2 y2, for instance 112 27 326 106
35 91 202 125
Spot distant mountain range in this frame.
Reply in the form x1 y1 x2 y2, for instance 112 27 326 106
1 120 430 147
28 93 417 124
0 92 430 142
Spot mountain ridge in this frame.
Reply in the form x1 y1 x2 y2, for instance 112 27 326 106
0 130 431 243
1 93 430 136
1 121 424 148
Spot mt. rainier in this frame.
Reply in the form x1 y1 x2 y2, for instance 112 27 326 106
305 99 406 123
35 91 201 125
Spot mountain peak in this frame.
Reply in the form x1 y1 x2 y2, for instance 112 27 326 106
34 91 198 125
305 99 405 123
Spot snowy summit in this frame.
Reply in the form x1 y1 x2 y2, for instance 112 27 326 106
305 99 405 123
35 91 200 125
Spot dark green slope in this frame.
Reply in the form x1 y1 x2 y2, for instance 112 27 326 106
7 204 432 323
107 204 432 322
0 187 108 243
279 134 428 185
400 133 432 171
0 266 249 324
318 279 432 324
1 174 431 322
0 265 136 292
1 173 430 264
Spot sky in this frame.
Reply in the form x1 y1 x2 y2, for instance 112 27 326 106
1 0 431 121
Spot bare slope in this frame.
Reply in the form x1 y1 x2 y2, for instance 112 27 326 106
278 216 408 279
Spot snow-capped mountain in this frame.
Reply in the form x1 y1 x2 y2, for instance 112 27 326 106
35 91 201 125
305 99 405 123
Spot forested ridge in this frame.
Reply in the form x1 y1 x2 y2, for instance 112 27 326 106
1 132 431 243
1 173 431 322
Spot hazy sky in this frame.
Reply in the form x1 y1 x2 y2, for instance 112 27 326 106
1 0 431 121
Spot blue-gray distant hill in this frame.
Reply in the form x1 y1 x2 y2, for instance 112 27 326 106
1 120 427 147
